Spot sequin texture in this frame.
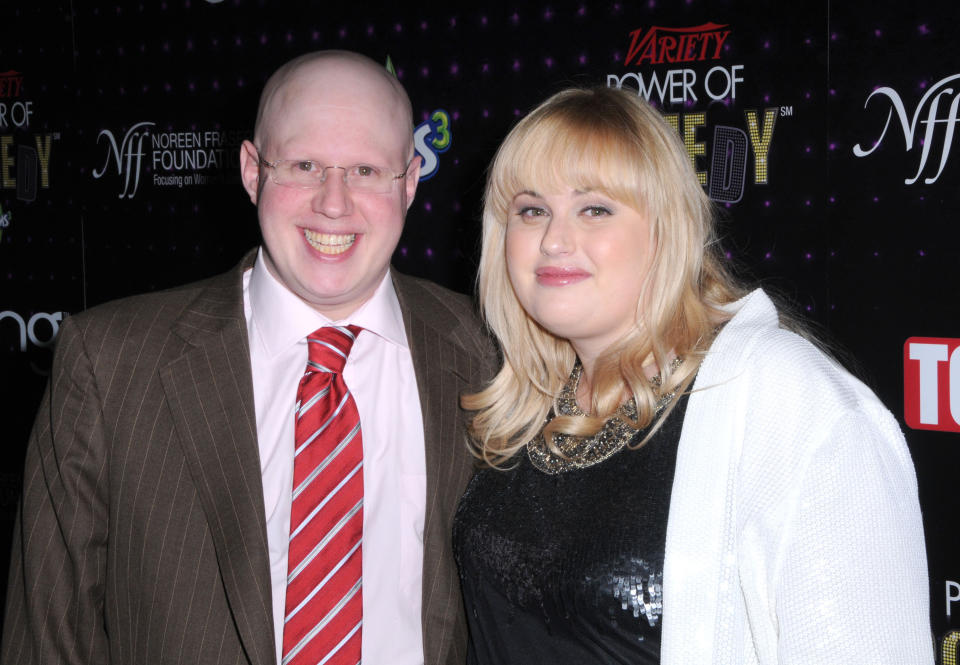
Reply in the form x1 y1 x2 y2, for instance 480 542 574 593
454 384 691 664
609 560 662 626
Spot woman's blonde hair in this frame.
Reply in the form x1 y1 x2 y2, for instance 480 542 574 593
463 86 746 466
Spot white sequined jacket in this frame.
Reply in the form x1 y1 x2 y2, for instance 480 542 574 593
661 289 933 664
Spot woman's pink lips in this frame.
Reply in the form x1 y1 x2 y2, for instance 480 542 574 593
534 266 591 286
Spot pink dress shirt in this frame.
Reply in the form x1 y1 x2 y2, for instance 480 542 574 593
243 250 426 665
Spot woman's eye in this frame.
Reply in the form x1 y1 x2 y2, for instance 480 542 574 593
583 205 612 217
517 206 548 218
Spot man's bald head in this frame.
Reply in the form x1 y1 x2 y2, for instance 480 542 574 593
253 50 414 159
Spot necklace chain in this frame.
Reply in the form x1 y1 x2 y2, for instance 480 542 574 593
526 358 681 475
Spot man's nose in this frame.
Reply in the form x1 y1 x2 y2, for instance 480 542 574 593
311 167 352 218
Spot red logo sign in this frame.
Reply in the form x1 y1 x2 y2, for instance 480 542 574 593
624 22 731 66
0 70 23 98
904 337 960 432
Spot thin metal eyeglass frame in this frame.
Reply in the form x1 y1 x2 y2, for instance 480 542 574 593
257 152 411 192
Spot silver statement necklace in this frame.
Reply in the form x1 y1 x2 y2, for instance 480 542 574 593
526 358 681 475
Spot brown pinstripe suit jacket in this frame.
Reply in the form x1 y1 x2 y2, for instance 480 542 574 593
1 251 494 665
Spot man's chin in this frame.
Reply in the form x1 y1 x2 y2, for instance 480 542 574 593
296 279 379 321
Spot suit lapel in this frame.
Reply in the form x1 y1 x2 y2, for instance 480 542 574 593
159 254 276 665
393 273 478 665
403 303 475 543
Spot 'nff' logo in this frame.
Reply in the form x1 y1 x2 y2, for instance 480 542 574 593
853 74 960 185
92 121 155 199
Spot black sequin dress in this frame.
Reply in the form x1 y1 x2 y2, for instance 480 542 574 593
452 392 688 665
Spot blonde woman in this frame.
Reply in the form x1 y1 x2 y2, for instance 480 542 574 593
453 87 932 665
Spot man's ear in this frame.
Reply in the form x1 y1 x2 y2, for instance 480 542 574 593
404 154 422 211
239 140 262 204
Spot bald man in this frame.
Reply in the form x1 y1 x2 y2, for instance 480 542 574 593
2 51 492 665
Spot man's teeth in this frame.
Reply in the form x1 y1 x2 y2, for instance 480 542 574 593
304 229 356 255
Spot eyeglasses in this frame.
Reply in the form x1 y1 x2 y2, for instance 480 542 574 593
258 153 411 194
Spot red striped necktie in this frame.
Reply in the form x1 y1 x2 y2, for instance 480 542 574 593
283 325 364 665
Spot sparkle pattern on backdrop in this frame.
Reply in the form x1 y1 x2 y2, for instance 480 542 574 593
0 7 957 647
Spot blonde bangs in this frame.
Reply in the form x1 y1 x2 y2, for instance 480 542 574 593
486 102 662 224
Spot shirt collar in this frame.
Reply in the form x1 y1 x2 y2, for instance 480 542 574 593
248 247 409 357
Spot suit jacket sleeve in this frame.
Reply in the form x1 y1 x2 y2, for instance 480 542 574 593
2 314 111 665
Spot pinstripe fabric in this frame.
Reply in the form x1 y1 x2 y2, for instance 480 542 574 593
393 275 496 665
1 267 271 665
283 326 363 665
1 253 494 665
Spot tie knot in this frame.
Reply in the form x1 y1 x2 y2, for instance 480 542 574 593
306 325 362 375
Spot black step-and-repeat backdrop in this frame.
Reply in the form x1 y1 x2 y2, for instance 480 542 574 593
2 1 958 658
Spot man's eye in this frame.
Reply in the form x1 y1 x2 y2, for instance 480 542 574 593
353 165 378 177
294 161 315 173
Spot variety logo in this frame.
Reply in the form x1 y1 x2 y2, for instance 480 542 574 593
0 70 24 98
853 74 960 185
0 310 65 352
0 71 58 202
93 121 243 198
610 22 741 106
607 23 791 202
903 336 960 432
414 109 451 181
0 68 31 130
624 23 731 66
